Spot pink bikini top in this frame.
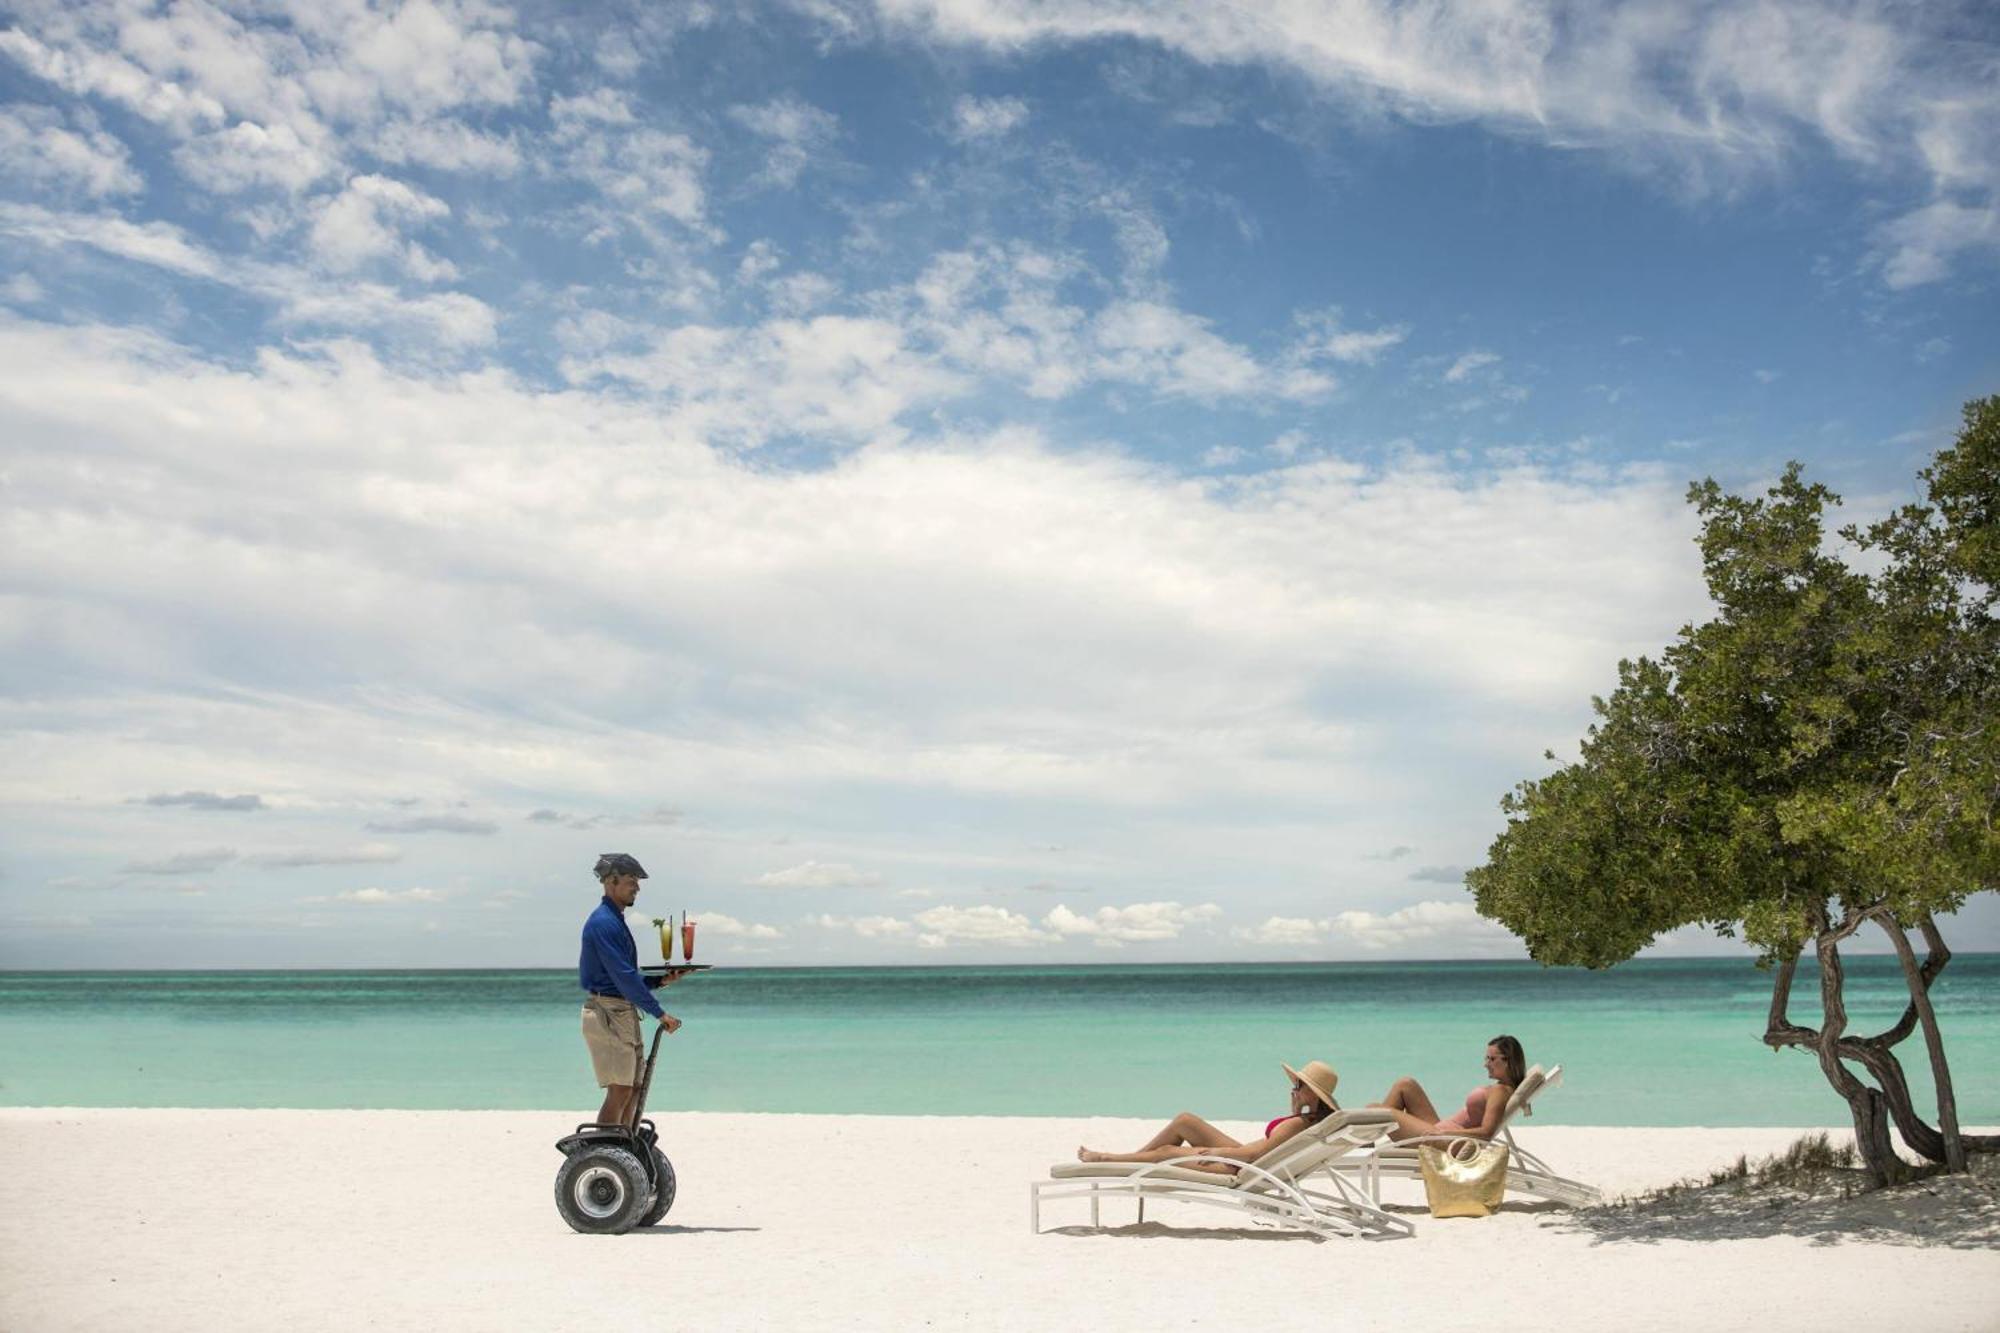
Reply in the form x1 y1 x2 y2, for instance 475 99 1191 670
1265 1114 1297 1138
1439 1087 1488 1131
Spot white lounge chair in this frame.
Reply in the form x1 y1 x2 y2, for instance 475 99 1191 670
1335 1064 1603 1207
1033 1107 1414 1240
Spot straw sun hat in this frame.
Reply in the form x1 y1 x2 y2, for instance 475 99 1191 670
1280 1060 1340 1111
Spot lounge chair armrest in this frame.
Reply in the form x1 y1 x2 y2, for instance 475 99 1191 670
1360 1132 1491 1159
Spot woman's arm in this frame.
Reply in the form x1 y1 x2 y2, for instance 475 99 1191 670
1197 1116 1307 1162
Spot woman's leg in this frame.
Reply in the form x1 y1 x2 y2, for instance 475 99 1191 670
1079 1111 1240 1162
1383 1108 1440 1142
1372 1076 1441 1124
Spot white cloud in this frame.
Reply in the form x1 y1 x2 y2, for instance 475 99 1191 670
549 88 636 128
0 317 1724 967
1095 300 1328 402
691 910 782 940
1043 900 1220 942
897 246 1337 406
564 313 964 445
0 204 496 346
175 120 335 193
815 905 1057 949
0 105 142 196
951 94 1029 139
0 0 538 198
728 96 838 188
1444 350 1500 383
247 842 402 868
0 203 222 279
1232 901 1517 955
1875 200 2000 289
0 26 229 136
754 860 884 889
1327 900 1515 953
814 913 916 939
1233 915 1324 947
912 903 1049 948
1292 309 1407 366
736 239 784 285
869 0 2000 293
334 886 448 904
308 174 455 279
551 89 709 231
294 3 538 121
0 319 1708 819
369 119 522 175
277 283 497 347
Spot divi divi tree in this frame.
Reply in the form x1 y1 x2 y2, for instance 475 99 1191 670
1468 396 1999 1186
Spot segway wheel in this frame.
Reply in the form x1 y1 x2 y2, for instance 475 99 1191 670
554 1145 650 1234
638 1150 677 1226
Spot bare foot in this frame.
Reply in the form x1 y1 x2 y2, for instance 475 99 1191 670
1077 1147 1108 1162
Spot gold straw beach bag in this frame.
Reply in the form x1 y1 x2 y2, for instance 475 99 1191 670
1417 1140 1509 1218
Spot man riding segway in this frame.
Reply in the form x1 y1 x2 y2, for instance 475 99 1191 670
554 852 691 1234
579 852 682 1127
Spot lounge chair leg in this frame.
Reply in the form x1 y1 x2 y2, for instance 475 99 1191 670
1137 1198 1145 1225
1090 1192 1100 1228
1031 1185 1039 1234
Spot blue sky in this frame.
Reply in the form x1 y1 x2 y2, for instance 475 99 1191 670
1 0 1996 967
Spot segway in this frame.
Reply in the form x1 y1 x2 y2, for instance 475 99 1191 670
554 967 707 1234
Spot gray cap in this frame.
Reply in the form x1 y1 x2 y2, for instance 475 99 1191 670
593 852 648 881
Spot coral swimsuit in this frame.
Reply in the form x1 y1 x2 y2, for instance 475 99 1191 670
1436 1087 1487 1132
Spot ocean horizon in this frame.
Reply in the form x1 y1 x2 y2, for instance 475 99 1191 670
6 955 1997 1126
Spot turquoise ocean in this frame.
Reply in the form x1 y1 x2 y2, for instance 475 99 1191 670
4 957 1998 1125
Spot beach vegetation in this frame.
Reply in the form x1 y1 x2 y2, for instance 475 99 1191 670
1634 1132 1866 1206
1469 395 2000 1188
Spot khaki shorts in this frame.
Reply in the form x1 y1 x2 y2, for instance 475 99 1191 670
582 995 643 1087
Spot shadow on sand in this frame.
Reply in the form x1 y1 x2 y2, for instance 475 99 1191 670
1044 1221 1327 1242
632 1224 764 1235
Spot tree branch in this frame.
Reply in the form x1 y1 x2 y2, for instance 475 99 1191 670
1864 910 1953 1047
1881 914 1969 1171
1762 948 1817 1049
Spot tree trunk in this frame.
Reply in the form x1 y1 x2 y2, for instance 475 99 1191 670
1809 921 1911 1187
1879 913 1967 1172
1762 907 1999 1184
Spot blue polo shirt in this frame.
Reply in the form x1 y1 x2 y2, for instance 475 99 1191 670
579 897 663 1018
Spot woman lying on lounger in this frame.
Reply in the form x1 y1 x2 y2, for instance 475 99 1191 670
1372 1033 1525 1142
1075 1059 1340 1175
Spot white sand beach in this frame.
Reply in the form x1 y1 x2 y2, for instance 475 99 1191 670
2 1110 1996 1332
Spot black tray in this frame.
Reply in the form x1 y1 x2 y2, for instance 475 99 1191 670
641 963 714 976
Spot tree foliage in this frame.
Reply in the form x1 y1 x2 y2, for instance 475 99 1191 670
1468 396 1999 1184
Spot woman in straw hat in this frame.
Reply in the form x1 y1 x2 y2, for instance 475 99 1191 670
1076 1060 1340 1174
